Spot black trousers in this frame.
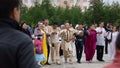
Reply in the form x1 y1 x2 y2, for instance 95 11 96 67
60 46 63 56
97 46 104 60
75 44 83 61
46 44 50 63
105 38 108 54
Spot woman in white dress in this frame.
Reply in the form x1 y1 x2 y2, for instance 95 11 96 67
108 26 119 60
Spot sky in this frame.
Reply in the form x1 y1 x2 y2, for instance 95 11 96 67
103 0 120 5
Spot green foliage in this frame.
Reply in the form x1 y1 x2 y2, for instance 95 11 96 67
20 0 120 27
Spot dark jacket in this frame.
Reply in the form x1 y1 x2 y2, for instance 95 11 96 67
74 30 87 46
0 19 39 68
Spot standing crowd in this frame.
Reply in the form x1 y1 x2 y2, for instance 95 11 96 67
22 18 120 66
1 0 120 68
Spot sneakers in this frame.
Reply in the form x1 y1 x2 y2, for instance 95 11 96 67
98 59 105 62
69 61 73 64
52 61 61 65
52 61 56 64
56 62 61 65
77 61 81 64
69 59 73 64
45 63 51 65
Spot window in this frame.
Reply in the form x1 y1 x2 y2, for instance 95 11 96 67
83 6 87 10
53 0 55 2
24 0 28 3
57 0 61 3
64 1 67 5
77 0 80 2
33 0 42 3
70 0 74 3
31 0 34 2
83 0 87 2
52 0 57 2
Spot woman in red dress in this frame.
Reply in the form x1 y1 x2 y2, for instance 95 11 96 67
85 24 97 62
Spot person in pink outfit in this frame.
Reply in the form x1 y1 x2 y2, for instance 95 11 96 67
85 24 97 62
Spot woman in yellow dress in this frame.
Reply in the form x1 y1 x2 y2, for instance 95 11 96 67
40 29 48 64
34 22 48 65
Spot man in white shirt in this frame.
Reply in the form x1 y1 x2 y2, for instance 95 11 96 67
50 22 61 65
96 22 106 62
43 18 52 65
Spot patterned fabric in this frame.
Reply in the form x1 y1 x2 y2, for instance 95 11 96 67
63 30 73 42
51 27 60 43
65 41 73 51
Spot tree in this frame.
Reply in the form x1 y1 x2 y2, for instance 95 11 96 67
20 0 120 27
91 0 104 23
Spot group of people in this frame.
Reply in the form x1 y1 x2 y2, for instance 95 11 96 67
22 18 120 66
1 0 120 68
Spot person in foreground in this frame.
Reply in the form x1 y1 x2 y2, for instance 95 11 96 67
104 32 120 68
0 0 39 68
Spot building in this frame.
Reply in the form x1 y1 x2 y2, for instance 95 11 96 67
103 0 120 5
22 0 42 7
22 0 91 11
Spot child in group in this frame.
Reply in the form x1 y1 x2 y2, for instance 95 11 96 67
34 35 46 66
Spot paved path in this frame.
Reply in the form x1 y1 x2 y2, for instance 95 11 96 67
41 54 111 68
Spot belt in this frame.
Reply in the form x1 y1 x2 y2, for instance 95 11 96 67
64 39 71 42
76 39 83 41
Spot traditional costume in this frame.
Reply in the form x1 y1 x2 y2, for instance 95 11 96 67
85 29 97 61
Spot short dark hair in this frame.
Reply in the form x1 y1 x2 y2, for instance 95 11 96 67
98 21 104 24
21 21 26 27
44 18 48 21
79 23 83 25
116 32 120 49
0 0 21 18
90 24 94 27
117 25 120 31
53 22 58 26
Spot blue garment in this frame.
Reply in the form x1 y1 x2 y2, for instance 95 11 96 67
35 54 46 61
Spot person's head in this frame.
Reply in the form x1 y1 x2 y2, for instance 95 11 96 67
44 18 49 26
53 22 58 29
109 23 113 29
94 23 98 28
21 22 27 30
116 33 120 50
65 23 70 30
70 24 73 28
38 22 44 30
107 23 109 27
99 21 104 27
0 0 21 22
61 25 65 29
78 24 83 30
83 24 88 30
112 26 117 32
90 24 95 30
75 24 79 29
117 25 120 32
